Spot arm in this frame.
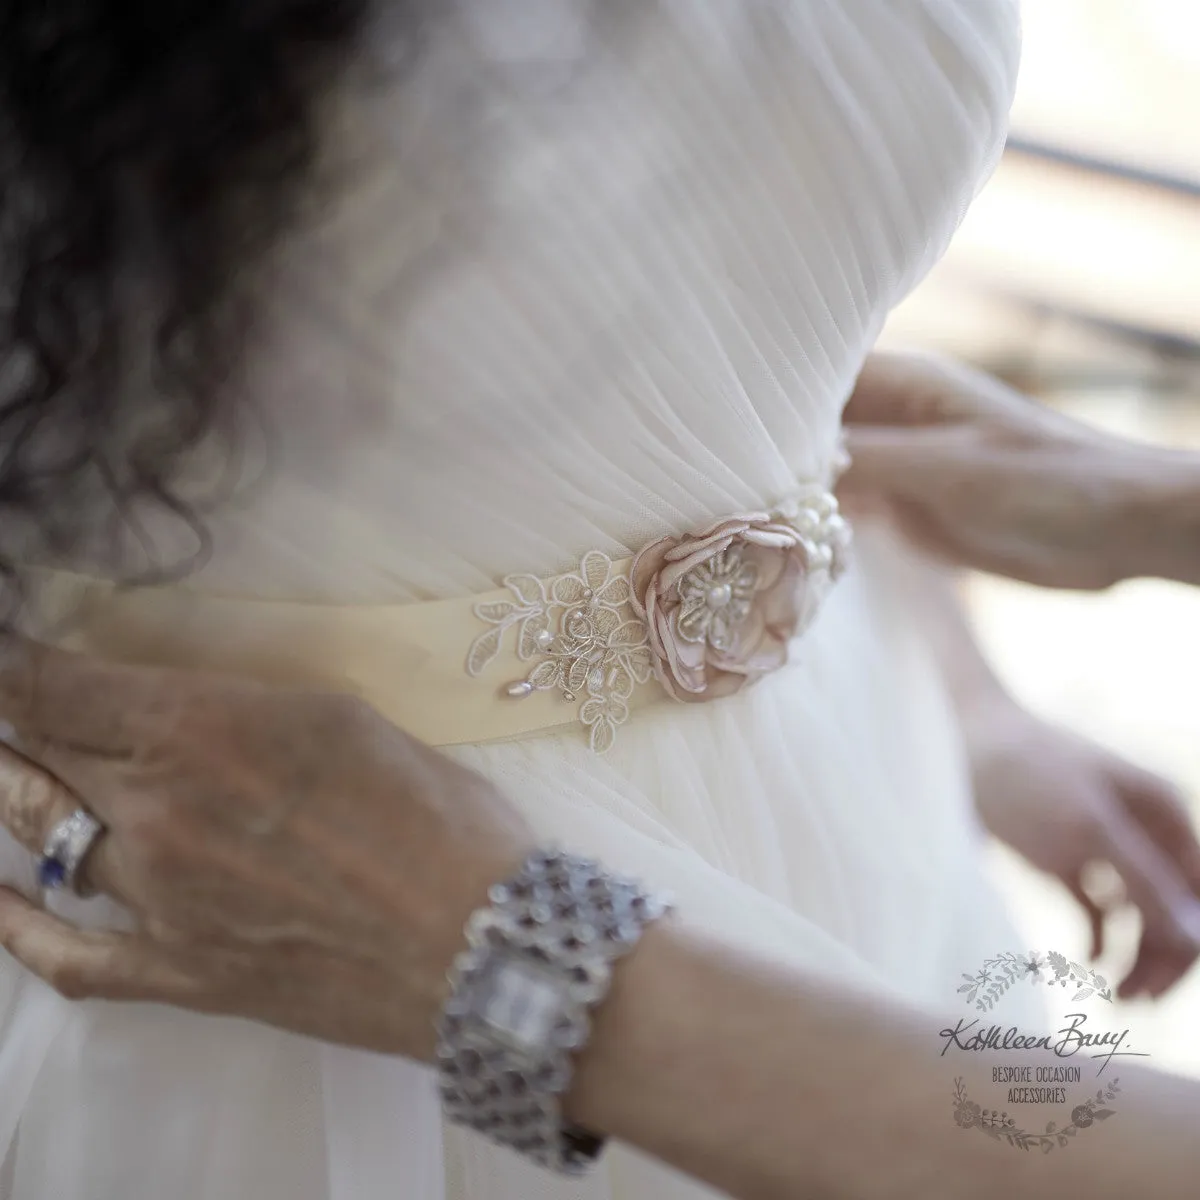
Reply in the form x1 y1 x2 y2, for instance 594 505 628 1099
899 547 1200 1000
0 643 1198 1199
570 918 1200 1200
1127 452 1200 587
840 350 1200 590
4 860 1199 1200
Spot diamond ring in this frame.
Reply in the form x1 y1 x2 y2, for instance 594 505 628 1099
38 809 105 896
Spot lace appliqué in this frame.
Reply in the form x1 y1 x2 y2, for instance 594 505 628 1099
466 484 852 751
466 551 655 753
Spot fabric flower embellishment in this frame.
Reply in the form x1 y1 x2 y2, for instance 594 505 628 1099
628 496 849 702
467 487 849 749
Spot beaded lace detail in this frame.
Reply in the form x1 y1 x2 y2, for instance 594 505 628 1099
466 487 851 751
466 552 655 753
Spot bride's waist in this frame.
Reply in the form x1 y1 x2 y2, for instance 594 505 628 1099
28 488 853 755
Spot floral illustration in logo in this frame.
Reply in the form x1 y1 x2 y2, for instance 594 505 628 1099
949 949 1129 1153
951 1077 1120 1152
957 949 1112 1012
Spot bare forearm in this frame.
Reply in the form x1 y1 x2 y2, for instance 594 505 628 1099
1125 448 1200 587
842 350 1200 591
568 921 1200 1199
562 546 1200 1199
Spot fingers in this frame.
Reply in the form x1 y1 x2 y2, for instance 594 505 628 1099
881 497 1114 590
1066 876 1108 962
1117 937 1194 1002
0 742 74 851
0 744 120 896
0 637 147 753
1118 772 1200 892
0 887 194 1003
1094 806 1200 955
1110 773 1200 1000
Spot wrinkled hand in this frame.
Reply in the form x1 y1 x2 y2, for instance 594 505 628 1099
0 641 534 1059
969 701 1200 999
839 350 1190 589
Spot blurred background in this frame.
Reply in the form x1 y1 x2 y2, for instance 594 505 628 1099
880 0 1200 1077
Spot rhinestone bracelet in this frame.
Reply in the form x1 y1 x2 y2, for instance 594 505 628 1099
435 849 673 1173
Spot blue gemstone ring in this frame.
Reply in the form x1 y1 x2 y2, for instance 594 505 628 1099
38 809 106 896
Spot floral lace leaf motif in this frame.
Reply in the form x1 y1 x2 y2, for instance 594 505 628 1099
624 646 655 683
517 612 551 659
466 626 504 677
587 716 617 755
505 574 546 607
476 600 521 624
580 551 613 593
528 659 562 690
609 620 648 648
606 661 635 698
597 576 631 607
590 606 621 639
551 574 588 605
566 655 591 695
580 694 627 754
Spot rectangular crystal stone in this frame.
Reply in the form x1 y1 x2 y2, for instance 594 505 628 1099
462 952 568 1058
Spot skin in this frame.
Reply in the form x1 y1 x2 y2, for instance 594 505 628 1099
839 350 1200 590
0 641 1198 1200
0 354 1197 1194
570 919 1200 1200
912 561 1200 1000
0 644 534 1060
840 351 1200 996
972 713 1200 997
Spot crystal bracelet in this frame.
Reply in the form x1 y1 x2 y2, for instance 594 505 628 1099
435 849 673 1173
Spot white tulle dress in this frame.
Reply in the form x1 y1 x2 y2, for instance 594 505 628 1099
0 2 1025 1197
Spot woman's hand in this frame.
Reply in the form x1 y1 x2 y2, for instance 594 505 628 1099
967 699 1200 999
839 350 1200 589
4 648 1200 1199
896 552 1200 999
0 640 534 1060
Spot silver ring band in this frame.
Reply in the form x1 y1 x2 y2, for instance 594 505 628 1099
38 809 105 895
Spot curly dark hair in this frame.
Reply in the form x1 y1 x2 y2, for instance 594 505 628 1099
0 0 382 616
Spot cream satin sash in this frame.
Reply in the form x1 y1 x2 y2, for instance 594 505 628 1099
29 484 850 752
31 561 666 749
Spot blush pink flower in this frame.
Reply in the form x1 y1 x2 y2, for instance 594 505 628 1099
629 510 838 703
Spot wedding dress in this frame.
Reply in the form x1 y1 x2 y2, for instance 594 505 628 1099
0 2 1026 1197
